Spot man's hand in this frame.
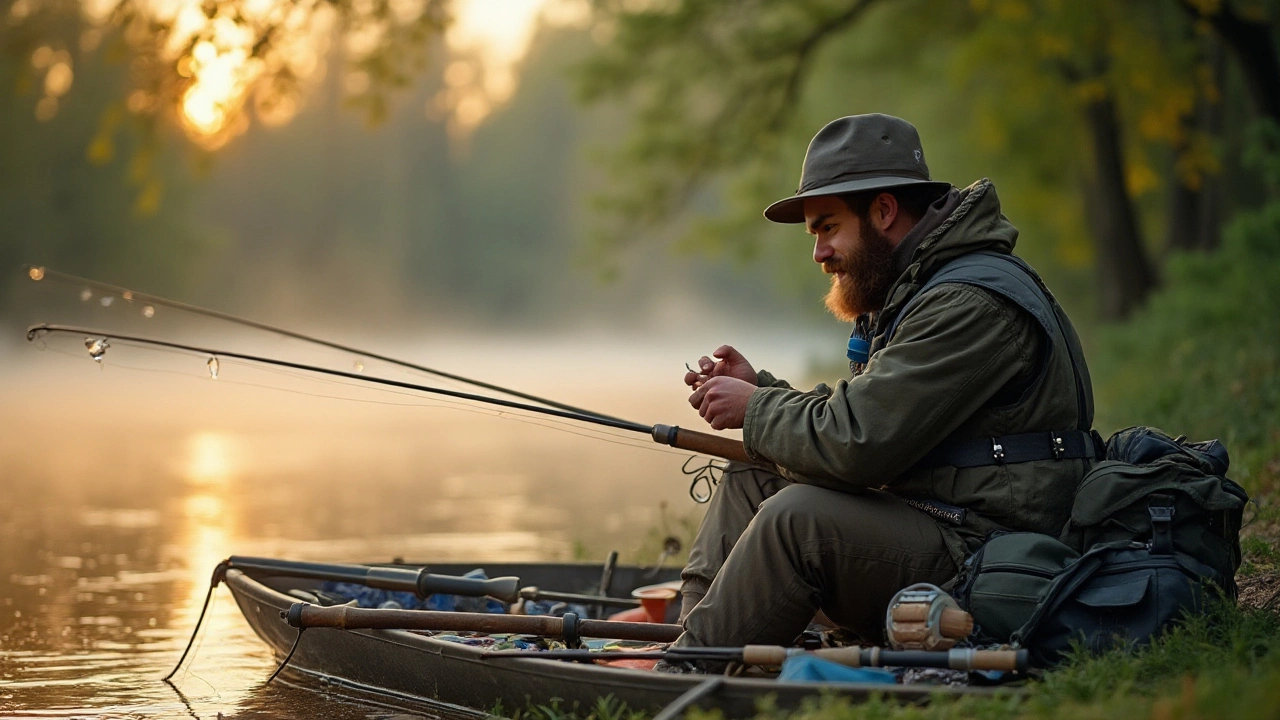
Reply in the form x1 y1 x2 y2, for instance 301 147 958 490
688 376 755 430
684 345 758 389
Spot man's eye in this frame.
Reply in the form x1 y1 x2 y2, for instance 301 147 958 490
823 224 836 233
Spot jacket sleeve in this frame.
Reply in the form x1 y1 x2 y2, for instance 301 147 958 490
754 369 795 389
741 284 1040 491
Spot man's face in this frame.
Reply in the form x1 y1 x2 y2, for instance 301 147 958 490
804 195 898 321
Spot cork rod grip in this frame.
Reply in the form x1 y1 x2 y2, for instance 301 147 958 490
651 424 754 464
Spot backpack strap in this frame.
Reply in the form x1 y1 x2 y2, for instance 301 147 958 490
883 251 1096 469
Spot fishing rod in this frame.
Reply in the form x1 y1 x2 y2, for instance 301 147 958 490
483 645 1031 673
23 265 628 423
225 556 641 608
26 323 755 464
284 602 682 644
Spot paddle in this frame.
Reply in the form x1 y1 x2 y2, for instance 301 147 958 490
283 602 683 644
483 645 1030 673
227 556 642 608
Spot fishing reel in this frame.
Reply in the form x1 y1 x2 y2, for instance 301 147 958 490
884 583 973 651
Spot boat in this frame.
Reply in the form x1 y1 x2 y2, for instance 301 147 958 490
222 558 999 718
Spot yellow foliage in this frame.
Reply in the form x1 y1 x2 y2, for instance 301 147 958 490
86 134 114 165
133 180 162 217
1137 86 1195 145
1198 64 1221 104
86 105 124 165
1075 79 1109 103
994 0 1030 20
1185 0 1224 14
1126 160 1160 197
1036 32 1071 59
1175 132 1222 190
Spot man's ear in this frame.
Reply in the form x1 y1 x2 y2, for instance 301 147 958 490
871 192 899 232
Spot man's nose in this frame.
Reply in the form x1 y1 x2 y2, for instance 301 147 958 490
813 237 833 265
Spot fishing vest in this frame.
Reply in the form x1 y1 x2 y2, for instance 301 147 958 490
857 251 1098 554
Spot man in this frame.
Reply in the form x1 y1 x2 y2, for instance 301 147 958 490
673 114 1095 652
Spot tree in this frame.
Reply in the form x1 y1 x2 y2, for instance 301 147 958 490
576 0 1275 318
1 0 446 150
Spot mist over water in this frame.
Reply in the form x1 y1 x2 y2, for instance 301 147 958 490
0 316 832 716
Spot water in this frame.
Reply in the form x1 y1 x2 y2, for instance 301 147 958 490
0 328 827 717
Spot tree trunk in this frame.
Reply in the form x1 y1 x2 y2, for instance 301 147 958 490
1178 0 1280 123
1168 40 1227 254
1081 93 1157 319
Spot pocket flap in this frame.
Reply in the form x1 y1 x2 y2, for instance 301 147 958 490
1075 574 1151 608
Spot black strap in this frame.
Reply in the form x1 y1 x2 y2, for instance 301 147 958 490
914 429 1099 470
885 252 1093 433
1148 496 1176 555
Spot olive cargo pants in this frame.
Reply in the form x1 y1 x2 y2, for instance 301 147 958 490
677 463 958 647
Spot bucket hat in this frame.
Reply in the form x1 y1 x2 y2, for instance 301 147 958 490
764 114 951 224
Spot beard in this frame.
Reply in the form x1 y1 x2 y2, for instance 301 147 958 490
822 217 898 321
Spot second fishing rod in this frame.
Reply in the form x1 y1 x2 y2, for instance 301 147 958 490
26 323 757 467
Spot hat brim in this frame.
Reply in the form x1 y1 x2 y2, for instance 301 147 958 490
763 177 952 224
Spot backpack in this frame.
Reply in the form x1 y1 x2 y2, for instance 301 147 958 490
955 427 1249 667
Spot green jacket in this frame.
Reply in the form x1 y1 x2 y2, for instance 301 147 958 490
743 179 1094 564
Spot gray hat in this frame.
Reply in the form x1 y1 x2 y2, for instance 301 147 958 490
764 114 951 224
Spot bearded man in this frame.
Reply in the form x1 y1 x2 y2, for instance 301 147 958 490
673 114 1096 654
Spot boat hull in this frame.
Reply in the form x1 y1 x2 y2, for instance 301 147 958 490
224 562 980 717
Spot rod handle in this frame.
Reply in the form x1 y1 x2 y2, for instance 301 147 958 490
651 424 754 464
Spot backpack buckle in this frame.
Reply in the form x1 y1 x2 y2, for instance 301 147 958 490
1051 432 1065 460
1148 496 1176 555
991 439 1005 463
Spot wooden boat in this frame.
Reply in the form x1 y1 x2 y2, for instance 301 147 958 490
224 560 993 718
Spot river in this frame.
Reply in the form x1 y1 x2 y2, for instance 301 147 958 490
0 323 828 718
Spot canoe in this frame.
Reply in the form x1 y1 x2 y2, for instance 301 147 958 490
224 560 995 718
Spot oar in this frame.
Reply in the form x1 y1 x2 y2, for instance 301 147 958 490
227 556 641 608
283 602 683 644
483 645 1030 673
27 324 758 464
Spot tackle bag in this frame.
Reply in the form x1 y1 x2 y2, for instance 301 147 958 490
954 426 1249 667
1059 426 1248 596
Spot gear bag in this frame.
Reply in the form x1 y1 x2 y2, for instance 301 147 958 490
955 427 1248 667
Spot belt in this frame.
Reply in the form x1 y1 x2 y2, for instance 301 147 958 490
914 429 1101 470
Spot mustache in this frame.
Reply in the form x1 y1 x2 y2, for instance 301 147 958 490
822 257 852 275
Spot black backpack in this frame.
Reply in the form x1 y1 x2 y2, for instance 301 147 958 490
955 427 1249 667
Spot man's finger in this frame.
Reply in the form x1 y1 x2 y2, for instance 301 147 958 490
688 385 707 408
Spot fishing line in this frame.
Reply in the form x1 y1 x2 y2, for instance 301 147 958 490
221 357 671 450
25 265 629 423
29 324 759 492
29 324 654 433
265 628 305 685
40 338 680 457
34 330 735 501
162 579 216 681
